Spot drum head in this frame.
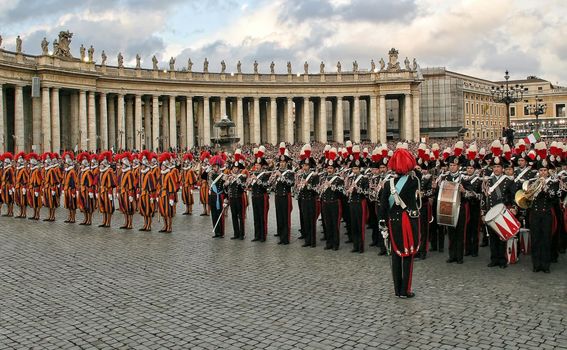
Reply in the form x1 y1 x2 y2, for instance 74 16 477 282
485 203 504 222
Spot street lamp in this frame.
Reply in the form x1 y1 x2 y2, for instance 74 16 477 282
525 95 547 133
490 70 524 127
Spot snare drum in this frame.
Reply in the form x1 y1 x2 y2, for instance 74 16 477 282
519 228 531 255
485 203 520 241
436 180 461 227
506 236 519 264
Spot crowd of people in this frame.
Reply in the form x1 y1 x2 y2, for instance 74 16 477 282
1 136 566 298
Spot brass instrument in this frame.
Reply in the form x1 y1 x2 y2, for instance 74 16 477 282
515 177 545 209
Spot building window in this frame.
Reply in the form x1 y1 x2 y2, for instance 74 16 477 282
466 120 469 125
466 102 469 114
557 104 566 118
510 106 516 117
524 105 530 116
538 86 543 91
476 103 479 115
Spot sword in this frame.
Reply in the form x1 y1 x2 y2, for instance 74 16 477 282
379 220 391 256
212 202 229 233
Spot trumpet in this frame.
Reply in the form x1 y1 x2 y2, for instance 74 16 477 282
515 177 545 209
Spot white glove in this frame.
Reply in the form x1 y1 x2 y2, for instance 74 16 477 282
150 198 154 202
169 199 174 206
8 190 13 195
76 190 80 197
128 196 133 202
22 188 26 195
381 230 389 239
95 193 99 199
88 192 94 199
34 192 39 197
136 194 140 199
51 190 56 196
108 194 113 200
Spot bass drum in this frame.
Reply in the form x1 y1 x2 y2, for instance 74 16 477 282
436 180 461 227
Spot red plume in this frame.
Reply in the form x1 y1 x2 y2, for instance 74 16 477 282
388 148 416 175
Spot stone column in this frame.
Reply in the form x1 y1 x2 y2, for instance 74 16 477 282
0 84 4 153
88 91 96 151
51 88 60 152
126 97 134 149
335 97 344 143
236 97 244 143
269 97 277 145
379 95 387 144
108 95 116 150
161 98 169 147
144 96 152 149
32 95 41 150
369 95 378 143
253 97 260 144
134 94 142 150
117 94 125 150
13 85 24 151
220 96 226 118
203 96 211 145
152 95 159 151
412 92 420 142
179 99 187 150
352 96 360 143
169 95 176 150
41 87 51 152
404 94 412 141
286 97 294 144
186 97 194 149
319 97 327 143
70 92 79 148
99 93 108 150
79 90 87 150
303 97 310 143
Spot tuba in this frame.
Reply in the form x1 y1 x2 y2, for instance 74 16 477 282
515 177 545 209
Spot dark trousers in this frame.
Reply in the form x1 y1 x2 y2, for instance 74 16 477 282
341 196 351 239
301 198 317 246
489 229 507 266
465 203 481 255
530 212 552 270
322 201 341 249
391 253 414 296
275 194 292 244
230 197 245 238
448 203 468 262
252 194 269 241
349 200 366 252
210 195 224 236
367 201 378 245
418 201 430 257
298 199 304 236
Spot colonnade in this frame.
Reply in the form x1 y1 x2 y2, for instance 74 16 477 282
0 83 421 152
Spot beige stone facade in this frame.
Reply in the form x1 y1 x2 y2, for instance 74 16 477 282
0 46 422 153
505 77 567 138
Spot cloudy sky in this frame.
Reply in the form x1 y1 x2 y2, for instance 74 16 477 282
1 0 566 84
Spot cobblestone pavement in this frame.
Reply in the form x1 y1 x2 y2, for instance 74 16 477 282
0 197 566 349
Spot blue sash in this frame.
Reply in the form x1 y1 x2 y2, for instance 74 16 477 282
211 183 221 210
389 175 408 208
